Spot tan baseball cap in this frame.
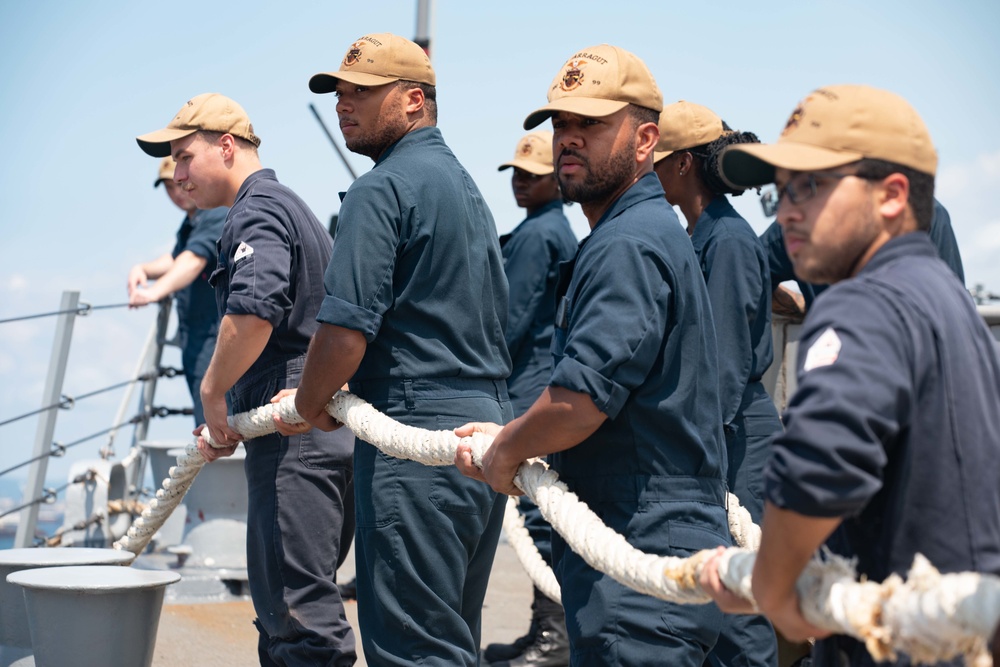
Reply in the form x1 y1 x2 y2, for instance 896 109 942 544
498 131 554 175
721 84 937 187
153 156 176 187
136 93 262 158
653 101 725 163
523 44 663 130
309 33 435 93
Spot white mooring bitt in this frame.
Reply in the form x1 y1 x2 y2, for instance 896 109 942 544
0 548 134 667
6 565 179 667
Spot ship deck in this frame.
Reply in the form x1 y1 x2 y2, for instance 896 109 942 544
151 535 533 666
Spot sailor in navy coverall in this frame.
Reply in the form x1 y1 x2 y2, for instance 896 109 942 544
653 101 778 667
137 92 356 667
297 34 512 667
459 45 732 666
209 168 356 666
484 130 578 666
700 84 1000 667
127 156 227 425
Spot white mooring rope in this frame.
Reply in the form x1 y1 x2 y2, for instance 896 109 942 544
114 390 1000 666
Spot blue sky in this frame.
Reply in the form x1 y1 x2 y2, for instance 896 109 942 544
1 0 999 485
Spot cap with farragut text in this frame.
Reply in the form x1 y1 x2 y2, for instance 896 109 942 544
153 156 175 187
309 33 435 93
653 101 725 163
498 131 554 175
720 84 937 187
523 44 662 130
136 93 261 158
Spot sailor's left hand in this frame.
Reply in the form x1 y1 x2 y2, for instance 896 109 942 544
270 389 311 436
454 422 523 496
194 424 238 462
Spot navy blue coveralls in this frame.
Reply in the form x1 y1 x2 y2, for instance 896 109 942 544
762 199 964 310
171 206 227 425
548 173 730 666
691 197 779 667
317 126 513 667
501 198 578 567
764 233 1000 667
210 169 356 667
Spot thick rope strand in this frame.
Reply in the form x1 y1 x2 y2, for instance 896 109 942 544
114 391 1000 665
501 495 562 603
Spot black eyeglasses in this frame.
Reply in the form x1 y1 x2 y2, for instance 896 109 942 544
759 172 853 217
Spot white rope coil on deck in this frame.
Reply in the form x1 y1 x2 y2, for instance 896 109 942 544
114 390 1000 666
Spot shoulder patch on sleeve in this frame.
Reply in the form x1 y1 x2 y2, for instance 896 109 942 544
803 326 842 372
234 241 254 262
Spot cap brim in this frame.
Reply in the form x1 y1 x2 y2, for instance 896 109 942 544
523 98 629 130
721 142 864 188
309 71 401 94
652 150 674 164
497 160 553 175
136 127 197 158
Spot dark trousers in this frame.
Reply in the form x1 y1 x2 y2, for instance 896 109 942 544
182 330 217 427
709 382 781 667
351 377 512 666
553 497 730 666
233 356 356 667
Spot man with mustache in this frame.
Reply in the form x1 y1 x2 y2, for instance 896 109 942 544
700 85 1000 667
456 45 732 665
136 93 356 666
297 33 512 666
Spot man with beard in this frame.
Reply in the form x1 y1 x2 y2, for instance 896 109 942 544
456 45 732 665
295 33 512 666
136 93 356 666
699 85 1000 667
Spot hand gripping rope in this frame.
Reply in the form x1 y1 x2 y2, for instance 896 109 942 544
114 390 1000 666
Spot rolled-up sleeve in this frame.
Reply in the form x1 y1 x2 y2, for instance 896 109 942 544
764 286 912 518
317 174 402 342
549 234 672 419
224 206 291 327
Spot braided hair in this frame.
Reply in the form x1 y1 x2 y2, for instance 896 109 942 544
687 121 760 197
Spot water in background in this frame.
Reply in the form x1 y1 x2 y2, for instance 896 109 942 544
0 478 65 549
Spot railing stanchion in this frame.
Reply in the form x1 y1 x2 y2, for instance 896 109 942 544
15 291 80 547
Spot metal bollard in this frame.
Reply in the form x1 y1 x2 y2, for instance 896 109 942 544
7 565 178 667
0 548 134 667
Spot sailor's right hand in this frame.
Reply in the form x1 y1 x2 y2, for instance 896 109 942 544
126 265 148 304
271 389 312 436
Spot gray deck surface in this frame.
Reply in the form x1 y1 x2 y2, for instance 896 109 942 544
152 535 533 666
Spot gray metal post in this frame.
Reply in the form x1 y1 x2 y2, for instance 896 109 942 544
124 300 173 498
15 291 80 547
415 0 433 56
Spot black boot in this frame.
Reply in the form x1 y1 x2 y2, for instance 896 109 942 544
482 615 539 663
491 588 569 667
